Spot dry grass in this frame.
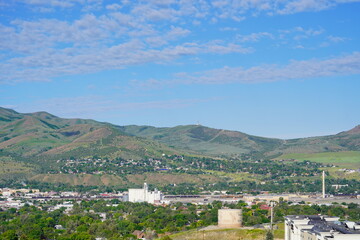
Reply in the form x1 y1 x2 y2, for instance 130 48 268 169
30 172 222 186
169 228 273 240
127 173 221 186
168 224 285 240
31 174 126 186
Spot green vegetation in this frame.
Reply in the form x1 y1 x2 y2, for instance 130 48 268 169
1 200 359 240
170 228 268 240
30 172 221 188
0 107 181 162
278 151 360 168
119 125 284 157
325 167 360 181
0 107 359 195
120 124 360 158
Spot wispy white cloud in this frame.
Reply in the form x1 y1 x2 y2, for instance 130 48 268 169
320 35 350 47
0 0 358 84
134 52 360 87
21 0 76 8
210 0 360 16
10 0 360 16
106 3 122 11
236 32 274 42
235 26 328 50
13 96 212 119
327 35 349 43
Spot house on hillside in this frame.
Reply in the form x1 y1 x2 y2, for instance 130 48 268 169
132 230 145 239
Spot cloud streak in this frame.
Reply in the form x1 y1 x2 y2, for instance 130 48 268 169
134 52 360 87
13 96 213 119
0 0 358 84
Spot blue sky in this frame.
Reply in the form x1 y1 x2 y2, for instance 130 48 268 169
1 0 359 139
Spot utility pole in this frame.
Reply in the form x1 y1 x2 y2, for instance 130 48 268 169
270 201 274 231
322 171 326 199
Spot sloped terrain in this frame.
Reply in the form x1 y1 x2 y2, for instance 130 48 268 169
118 125 284 156
0 107 178 162
119 124 360 157
1 107 360 161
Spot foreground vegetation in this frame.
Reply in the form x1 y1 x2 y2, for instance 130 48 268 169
278 151 360 168
169 228 275 240
0 199 359 240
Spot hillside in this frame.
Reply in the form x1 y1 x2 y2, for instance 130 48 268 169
0 107 179 161
1 107 360 160
119 124 360 157
118 125 284 156
1 107 359 190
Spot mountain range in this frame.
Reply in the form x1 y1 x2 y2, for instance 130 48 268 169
0 106 359 160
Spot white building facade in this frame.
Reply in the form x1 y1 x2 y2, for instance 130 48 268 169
128 183 162 204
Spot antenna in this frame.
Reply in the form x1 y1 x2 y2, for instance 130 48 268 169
322 171 326 198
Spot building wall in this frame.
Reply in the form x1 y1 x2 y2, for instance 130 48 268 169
128 183 162 204
301 230 317 240
128 188 146 203
332 235 360 240
218 209 242 228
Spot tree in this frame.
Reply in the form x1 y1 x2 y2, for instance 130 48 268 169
265 231 274 240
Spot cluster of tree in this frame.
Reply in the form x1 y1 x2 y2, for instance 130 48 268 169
0 200 216 239
1 199 359 239
5 147 323 179
3 175 360 197
59 157 171 175
159 178 360 196
273 201 360 223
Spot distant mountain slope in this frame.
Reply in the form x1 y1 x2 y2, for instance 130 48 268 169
120 124 360 157
0 107 178 160
1 107 359 160
273 125 360 155
118 125 284 156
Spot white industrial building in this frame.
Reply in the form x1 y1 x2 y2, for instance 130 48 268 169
128 183 162 204
285 215 360 240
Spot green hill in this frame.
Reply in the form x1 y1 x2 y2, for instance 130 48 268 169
118 125 284 156
119 124 360 157
1 107 359 188
1 107 360 160
0 107 179 161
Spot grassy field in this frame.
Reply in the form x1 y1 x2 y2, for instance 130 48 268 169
0 157 34 181
167 224 284 240
30 174 125 186
204 170 262 182
277 151 360 168
0 157 34 175
322 167 360 180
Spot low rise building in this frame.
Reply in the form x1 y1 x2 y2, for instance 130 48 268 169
285 215 360 240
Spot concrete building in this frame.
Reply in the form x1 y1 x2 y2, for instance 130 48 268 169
218 209 242 228
243 194 289 203
285 215 360 240
128 183 162 204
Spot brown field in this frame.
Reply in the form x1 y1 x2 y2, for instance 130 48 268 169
31 172 222 186
127 172 221 185
31 174 125 186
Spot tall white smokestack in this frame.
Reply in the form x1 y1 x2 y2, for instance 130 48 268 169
322 171 325 198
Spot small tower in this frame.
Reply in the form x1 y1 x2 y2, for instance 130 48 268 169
322 171 326 198
144 182 148 191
